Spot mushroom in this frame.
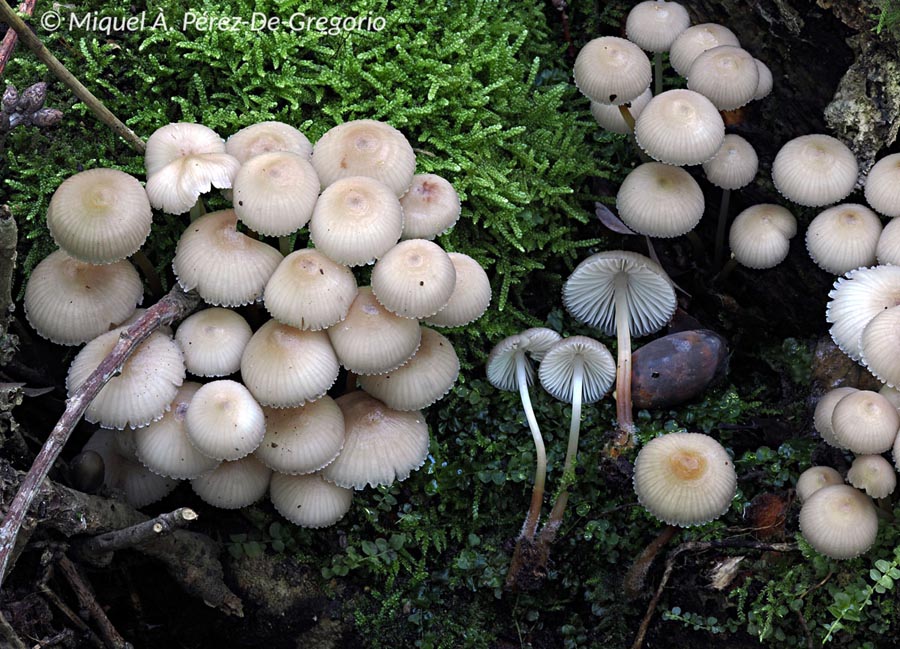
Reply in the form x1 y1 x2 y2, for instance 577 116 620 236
371 239 457 319
254 398 345 475
669 23 740 77
864 153 900 217
753 59 774 101
573 36 652 107
799 484 878 560
311 119 416 196
796 466 843 503
830 390 900 455
424 252 492 328
686 45 759 111
876 217 900 265
805 204 882 275
590 88 653 135
633 432 737 527
537 336 615 539
624 1 690 94
225 121 312 164
46 168 153 264
702 134 759 266
24 249 142 345
771 134 858 208
813 387 858 448
859 305 900 388
184 379 266 461
727 204 797 270
616 162 705 238
633 89 725 166
191 455 272 509
562 251 676 443
826 264 900 361
399 173 461 240
847 455 896 500
270 472 353 528
174 307 252 377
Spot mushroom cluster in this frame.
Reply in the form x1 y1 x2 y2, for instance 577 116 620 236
25 117 492 529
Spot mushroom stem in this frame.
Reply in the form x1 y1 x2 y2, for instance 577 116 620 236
714 188 732 268
617 104 637 132
188 199 206 223
613 274 635 447
715 256 739 283
278 235 293 257
517 352 546 540
130 250 162 299
540 356 584 544
653 52 663 96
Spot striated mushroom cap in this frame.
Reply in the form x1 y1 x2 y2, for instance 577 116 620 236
573 36 652 105
728 204 797 269
255 398 345 475
191 455 272 509
226 121 312 164
813 387 858 449
371 239 456 319
590 88 653 135
174 308 252 377
799 484 878 560
670 23 740 77
687 46 759 111
831 390 900 455
625 1 690 52
827 265 900 361
805 204 882 275
796 466 843 504
270 472 353 528
772 134 858 208
399 173 461 240
616 162 705 237
702 134 758 191
864 153 900 217
424 253 491 328
634 89 725 165
847 455 896 499
184 380 265 461
538 336 615 404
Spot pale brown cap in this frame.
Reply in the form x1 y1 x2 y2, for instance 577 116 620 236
191 455 272 509
226 121 313 164
24 250 142 345
255 397 345 475
772 134 858 207
616 162 704 237
573 36 652 105
175 307 252 377
47 168 152 264
799 484 878 559
634 89 725 165
399 174 461 240
805 204 882 275
669 23 740 77
270 472 353 528
796 466 843 503
233 151 320 236
424 253 491 328
371 239 457 318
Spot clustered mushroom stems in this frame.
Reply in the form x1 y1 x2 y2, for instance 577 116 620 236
613 273 636 444
615 104 650 163
516 351 547 540
713 187 732 268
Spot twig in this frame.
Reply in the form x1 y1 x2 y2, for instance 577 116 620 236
0 286 201 588
0 206 16 316
40 582 105 649
0 609 27 649
78 508 197 560
0 0 36 76
56 555 131 649
631 540 798 649
0 2 145 153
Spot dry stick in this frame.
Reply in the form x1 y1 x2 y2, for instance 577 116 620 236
0 609 27 649
631 539 798 649
0 0 36 75
78 507 197 558
0 1 145 153
56 555 132 649
39 582 106 649
0 286 201 588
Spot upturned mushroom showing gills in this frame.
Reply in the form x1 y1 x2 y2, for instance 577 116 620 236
486 328 562 542
827 264 900 361
563 251 676 445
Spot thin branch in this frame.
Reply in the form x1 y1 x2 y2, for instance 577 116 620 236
0 0 36 76
78 508 197 559
0 1 145 153
0 609 27 649
56 555 131 649
0 286 201 588
40 582 105 649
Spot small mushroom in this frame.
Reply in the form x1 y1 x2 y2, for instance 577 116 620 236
184 380 265 461
847 455 896 499
574 36 652 111
686 46 759 111
633 89 725 165
590 88 653 135
876 218 900 265
796 466 843 503
424 252 492 328
616 162 705 238
771 134 858 208
624 1 690 93
191 456 272 509
805 204 882 275
669 23 740 77
727 204 797 270
799 484 878 560
254 398 345 475
859 305 900 388
270 472 353 528
225 121 312 164
399 173 461 240
830 390 900 455
864 153 900 217
826 264 900 361
371 239 457 319
174 307 252 377
813 387 858 448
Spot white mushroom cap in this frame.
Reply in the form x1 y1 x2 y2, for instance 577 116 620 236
311 119 416 196
753 59 774 100
616 162 704 237
326 287 422 375
232 151 320 236
255 398 345 475
66 329 185 430
860 305 900 388
563 250 676 336
864 153 900 217
848 455 896 499
625 1 690 52
799 484 878 559
191 456 272 509
669 23 741 77
240 319 340 408
813 387 858 448
225 121 313 164
263 249 358 331
359 328 460 411
321 391 429 490
24 250 142 346
634 89 725 165
876 217 900 265
308 176 404 266
590 88 653 135
371 239 457 318
796 466 843 503
805 204 882 275
538 336 615 404
144 123 240 215
633 432 737 527
46 168 152 264
687 46 759 111
184 380 265 461
826 264 900 361
728 204 797 269
486 328 563 391
573 36 652 105
772 134 859 208
134 382 220 479
270 472 353 528
399 174 461 240
880 384 900 411
172 209 283 307
702 134 759 190
175 308 252 377
831 390 900 455
424 253 492 328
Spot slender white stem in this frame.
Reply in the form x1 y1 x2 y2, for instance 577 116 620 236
517 352 546 540
614 274 635 444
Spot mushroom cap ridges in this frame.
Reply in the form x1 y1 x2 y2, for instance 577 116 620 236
625 1 690 52
687 46 759 111
399 173 461 240
847 455 896 499
255 398 345 475
321 391 429 490
670 23 741 77
633 432 737 527
860 306 900 388
486 328 563 392
728 204 797 269
799 485 878 559
864 153 900 217
563 250 676 337
24 250 142 345
175 307 252 377
184 380 266 461
66 329 185 430
46 168 153 264
226 121 313 164
702 134 759 190
796 466 843 503
590 88 653 135
191 456 272 509
616 162 705 237
634 89 725 166
772 134 858 208
538 336 615 404
826 265 900 361
424 253 491 328
573 36 652 105
371 239 457 319
813 387 858 448
830 390 900 455
270 472 353 528
805 204 882 275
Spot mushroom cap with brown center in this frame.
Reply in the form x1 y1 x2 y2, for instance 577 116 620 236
728 204 797 269
47 168 153 264
174 308 252 377
772 134 858 207
864 153 900 217
321 391 429 490
669 23 741 77
399 173 461 241
616 162 705 237
371 239 457 318
573 36 652 105
311 119 416 196
225 121 312 164
254 397 345 475
24 250 142 345
633 432 737 526
634 89 725 165
799 484 878 559
805 204 882 275
625 1 690 52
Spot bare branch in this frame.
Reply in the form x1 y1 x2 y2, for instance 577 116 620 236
78 508 198 560
0 0 37 76
56 555 132 649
